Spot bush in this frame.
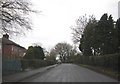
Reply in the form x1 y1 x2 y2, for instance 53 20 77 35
80 53 119 72
21 59 56 70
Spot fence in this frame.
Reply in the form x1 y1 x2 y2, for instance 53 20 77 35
2 59 22 75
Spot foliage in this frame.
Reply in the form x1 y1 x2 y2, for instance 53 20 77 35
93 14 118 55
46 54 56 62
71 14 119 77
21 59 55 69
67 54 82 63
0 0 36 36
71 14 89 44
87 53 119 71
47 48 57 61
54 42 77 62
72 13 119 56
116 18 120 52
22 46 56 69
23 46 45 60
79 16 97 56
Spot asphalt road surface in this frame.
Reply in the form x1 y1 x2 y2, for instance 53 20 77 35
22 63 118 82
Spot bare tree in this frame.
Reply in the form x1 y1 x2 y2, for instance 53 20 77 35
71 14 95 44
46 48 57 61
0 0 36 36
54 42 73 62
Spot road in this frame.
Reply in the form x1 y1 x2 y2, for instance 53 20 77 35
22 63 117 82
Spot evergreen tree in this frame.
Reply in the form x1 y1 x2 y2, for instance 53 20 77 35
34 46 45 59
96 14 117 55
116 18 120 52
24 46 45 60
73 13 119 56
24 46 35 59
79 16 97 56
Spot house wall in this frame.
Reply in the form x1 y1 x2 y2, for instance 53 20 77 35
2 45 12 59
3 45 26 59
2 43 26 75
18 47 26 58
11 45 20 59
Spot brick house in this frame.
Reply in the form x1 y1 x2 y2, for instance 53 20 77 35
2 34 26 75
2 34 26 59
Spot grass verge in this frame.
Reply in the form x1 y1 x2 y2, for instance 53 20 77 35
78 64 119 81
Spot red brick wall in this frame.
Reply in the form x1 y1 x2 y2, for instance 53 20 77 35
3 45 26 59
3 45 12 59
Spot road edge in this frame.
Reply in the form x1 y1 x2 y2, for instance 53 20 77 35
77 64 119 81
17 64 58 82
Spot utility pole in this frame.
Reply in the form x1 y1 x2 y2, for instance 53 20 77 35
118 1 120 18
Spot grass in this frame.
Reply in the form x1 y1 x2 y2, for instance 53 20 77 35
78 64 119 81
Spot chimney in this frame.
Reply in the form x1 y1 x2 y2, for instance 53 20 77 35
3 34 9 39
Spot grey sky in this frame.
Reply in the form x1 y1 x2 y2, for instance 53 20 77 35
10 0 119 51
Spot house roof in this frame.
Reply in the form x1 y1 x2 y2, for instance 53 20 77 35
2 37 26 50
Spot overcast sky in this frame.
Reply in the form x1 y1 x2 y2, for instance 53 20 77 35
11 0 119 51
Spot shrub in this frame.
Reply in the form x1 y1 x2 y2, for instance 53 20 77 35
81 53 119 72
21 59 56 70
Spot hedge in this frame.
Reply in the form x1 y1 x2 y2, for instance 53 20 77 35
21 59 56 70
88 53 119 71
72 53 119 72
